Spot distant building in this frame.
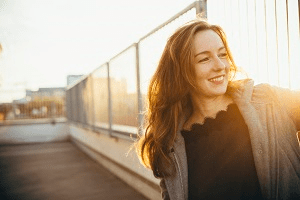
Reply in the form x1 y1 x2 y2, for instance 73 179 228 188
12 97 28 104
1 87 66 120
26 87 65 101
67 75 84 86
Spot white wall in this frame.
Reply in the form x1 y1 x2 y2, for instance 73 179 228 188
69 124 161 200
0 122 69 144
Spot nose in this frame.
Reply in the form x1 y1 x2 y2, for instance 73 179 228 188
213 57 226 71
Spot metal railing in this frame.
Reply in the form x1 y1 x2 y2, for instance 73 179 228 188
0 98 65 121
66 1 205 138
66 0 300 139
207 0 300 89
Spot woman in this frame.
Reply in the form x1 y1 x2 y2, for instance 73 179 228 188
137 19 300 199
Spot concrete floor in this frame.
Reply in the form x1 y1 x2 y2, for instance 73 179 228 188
0 142 148 200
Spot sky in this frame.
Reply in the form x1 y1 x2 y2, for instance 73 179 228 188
0 0 195 102
1 0 299 103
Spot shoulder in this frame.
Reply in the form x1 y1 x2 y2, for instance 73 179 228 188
252 83 276 102
254 83 300 130
252 83 300 105
253 83 300 104
230 79 300 129
228 79 298 104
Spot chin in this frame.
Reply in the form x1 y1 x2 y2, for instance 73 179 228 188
196 80 229 97
209 86 228 97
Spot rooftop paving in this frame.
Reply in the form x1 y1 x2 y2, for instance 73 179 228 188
0 142 148 200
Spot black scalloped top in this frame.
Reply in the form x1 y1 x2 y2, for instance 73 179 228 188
180 103 263 199
181 103 239 137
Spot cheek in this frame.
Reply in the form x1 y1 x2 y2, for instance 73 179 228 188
195 65 210 79
224 59 232 69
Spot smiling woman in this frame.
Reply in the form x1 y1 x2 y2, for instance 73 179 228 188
183 29 233 129
136 18 300 200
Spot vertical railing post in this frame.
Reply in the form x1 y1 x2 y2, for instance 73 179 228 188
286 0 291 89
68 90 71 122
76 85 79 123
79 82 83 126
135 42 143 137
65 90 67 120
67 89 70 122
298 0 300 34
71 88 74 123
195 0 207 19
90 74 96 132
65 90 68 121
107 62 113 137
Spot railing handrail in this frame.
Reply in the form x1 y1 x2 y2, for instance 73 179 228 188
66 1 202 90
139 1 199 42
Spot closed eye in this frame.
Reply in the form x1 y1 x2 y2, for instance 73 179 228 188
218 53 228 58
198 57 210 63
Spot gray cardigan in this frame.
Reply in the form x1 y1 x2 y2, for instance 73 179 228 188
160 79 300 200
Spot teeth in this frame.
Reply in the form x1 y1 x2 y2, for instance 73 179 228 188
209 76 224 82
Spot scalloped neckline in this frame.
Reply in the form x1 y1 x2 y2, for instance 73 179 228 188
182 103 237 133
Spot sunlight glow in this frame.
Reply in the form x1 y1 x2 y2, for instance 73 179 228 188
208 0 300 90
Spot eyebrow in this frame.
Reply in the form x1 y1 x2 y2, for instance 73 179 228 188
194 47 226 57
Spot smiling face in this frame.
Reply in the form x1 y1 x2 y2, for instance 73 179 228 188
192 29 230 99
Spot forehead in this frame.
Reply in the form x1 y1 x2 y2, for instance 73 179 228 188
193 30 224 53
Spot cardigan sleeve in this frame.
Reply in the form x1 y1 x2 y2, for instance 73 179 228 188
160 178 170 200
272 86 300 131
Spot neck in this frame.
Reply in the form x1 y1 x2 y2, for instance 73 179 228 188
191 93 232 119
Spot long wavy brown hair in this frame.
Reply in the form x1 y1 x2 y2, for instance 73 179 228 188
137 19 238 178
